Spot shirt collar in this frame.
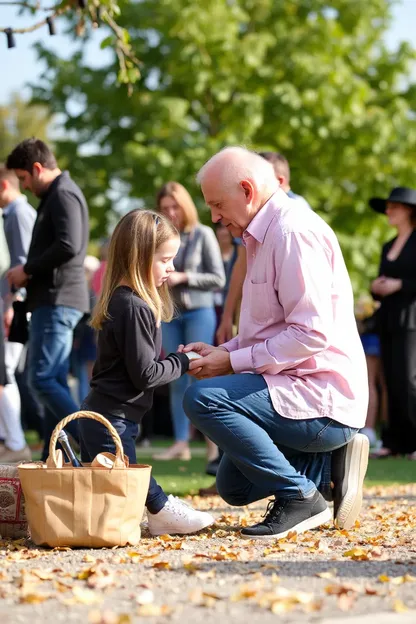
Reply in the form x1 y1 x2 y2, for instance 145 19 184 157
244 189 287 244
2 195 28 218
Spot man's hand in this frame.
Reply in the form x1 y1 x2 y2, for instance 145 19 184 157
216 313 234 345
167 272 188 287
178 341 220 357
371 276 402 297
188 349 233 379
7 264 29 289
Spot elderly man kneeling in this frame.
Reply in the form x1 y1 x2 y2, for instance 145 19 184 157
182 147 369 539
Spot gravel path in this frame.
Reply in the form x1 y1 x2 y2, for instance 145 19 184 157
1 484 415 624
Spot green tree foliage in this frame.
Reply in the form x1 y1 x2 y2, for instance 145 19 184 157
31 0 416 293
0 94 50 162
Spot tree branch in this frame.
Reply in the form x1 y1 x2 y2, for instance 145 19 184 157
0 1 60 11
0 7 64 33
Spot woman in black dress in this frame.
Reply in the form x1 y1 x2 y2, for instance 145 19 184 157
369 187 416 460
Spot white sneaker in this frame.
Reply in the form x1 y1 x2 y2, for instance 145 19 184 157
147 495 215 536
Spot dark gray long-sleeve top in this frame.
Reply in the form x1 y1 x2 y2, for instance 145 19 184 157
85 286 190 423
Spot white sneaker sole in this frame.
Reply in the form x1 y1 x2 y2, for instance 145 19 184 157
148 516 215 536
241 506 332 540
335 434 369 530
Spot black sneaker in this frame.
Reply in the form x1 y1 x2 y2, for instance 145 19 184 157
240 490 332 540
332 433 369 530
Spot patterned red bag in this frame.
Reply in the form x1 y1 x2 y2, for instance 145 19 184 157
0 464 28 539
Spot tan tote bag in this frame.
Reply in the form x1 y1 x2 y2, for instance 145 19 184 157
18 411 151 548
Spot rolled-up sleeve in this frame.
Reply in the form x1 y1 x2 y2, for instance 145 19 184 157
230 231 334 374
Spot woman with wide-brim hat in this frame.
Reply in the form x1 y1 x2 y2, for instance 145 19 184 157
369 187 416 460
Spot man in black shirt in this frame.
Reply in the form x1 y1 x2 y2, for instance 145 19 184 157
7 139 89 459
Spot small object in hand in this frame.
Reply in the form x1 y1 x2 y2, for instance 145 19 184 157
185 351 202 360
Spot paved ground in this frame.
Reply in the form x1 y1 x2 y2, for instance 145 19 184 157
1 483 415 624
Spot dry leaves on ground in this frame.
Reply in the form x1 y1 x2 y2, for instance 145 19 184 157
0 484 415 619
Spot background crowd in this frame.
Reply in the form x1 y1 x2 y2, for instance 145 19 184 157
1 138 416 476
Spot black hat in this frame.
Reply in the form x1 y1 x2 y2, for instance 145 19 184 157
369 187 416 214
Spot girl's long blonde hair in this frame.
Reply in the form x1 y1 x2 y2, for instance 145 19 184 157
90 209 179 330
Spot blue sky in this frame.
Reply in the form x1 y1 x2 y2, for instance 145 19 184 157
1 0 415 105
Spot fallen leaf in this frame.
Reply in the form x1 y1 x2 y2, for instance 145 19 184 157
19 592 51 604
64 586 102 605
342 547 369 561
392 599 408 613
88 611 132 624
378 574 391 583
52 546 72 551
136 604 172 617
338 592 357 611
316 570 337 579
152 561 171 570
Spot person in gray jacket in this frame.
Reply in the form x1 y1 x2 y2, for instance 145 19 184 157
0 165 36 463
0 217 10 392
154 181 225 461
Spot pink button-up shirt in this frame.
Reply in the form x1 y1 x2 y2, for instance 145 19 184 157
222 189 368 428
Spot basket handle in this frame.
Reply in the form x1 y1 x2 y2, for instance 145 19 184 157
48 410 125 468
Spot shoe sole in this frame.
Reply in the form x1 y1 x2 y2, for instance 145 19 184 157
240 507 332 540
148 517 215 536
335 434 369 530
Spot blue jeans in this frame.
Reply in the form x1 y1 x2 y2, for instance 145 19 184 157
183 374 358 503
78 411 168 514
28 305 83 460
71 354 91 404
162 307 216 442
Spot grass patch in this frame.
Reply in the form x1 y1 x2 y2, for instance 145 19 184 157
27 431 415 496
142 456 415 497
365 457 415 487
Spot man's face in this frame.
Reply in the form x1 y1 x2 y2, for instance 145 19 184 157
201 172 254 238
14 166 44 197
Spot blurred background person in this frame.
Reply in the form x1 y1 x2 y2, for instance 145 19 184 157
91 238 109 298
6 139 90 462
0 217 11 443
154 181 225 461
71 254 100 404
369 187 416 460
0 165 36 463
213 222 240 333
355 295 388 449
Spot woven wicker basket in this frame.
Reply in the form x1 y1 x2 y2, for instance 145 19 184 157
0 464 28 539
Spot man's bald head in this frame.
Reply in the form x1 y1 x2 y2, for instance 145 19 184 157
196 147 279 237
197 146 278 195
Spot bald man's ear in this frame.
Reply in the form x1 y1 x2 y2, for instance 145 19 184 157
240 180 254 201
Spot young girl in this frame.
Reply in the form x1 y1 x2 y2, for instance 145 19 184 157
78 210 214 535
